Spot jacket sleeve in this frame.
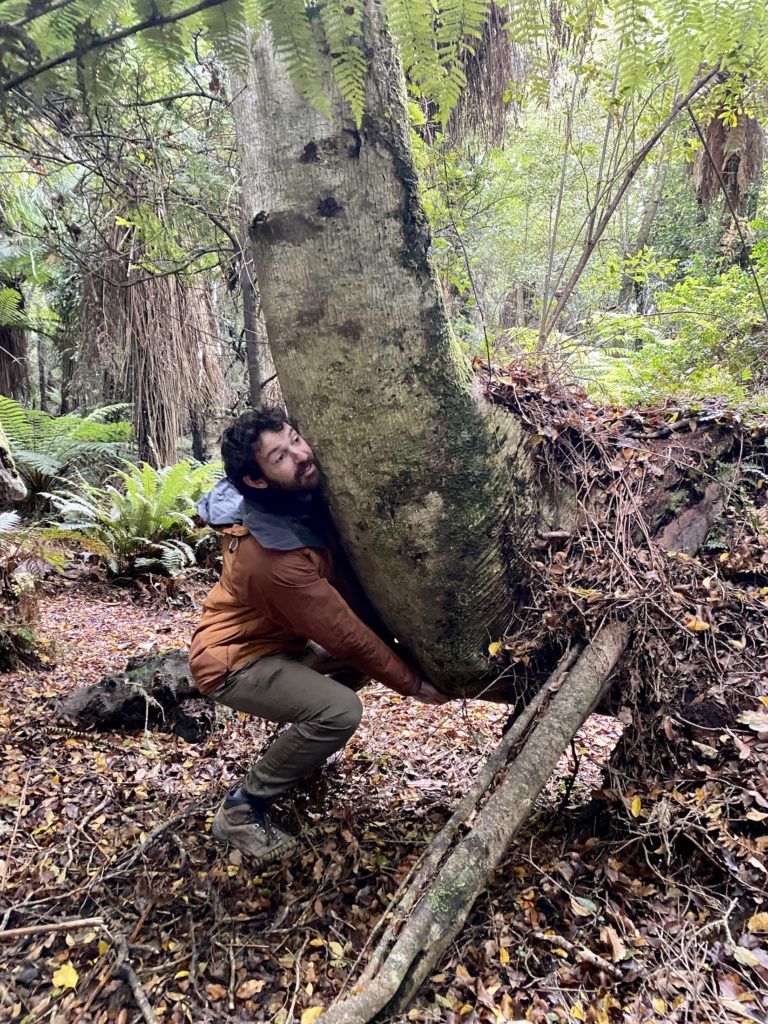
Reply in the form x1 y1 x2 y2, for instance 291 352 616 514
249 549 423 697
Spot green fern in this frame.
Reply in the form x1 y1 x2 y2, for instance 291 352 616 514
385 0 444 106
319 0 367 125
0 288 26 328
614 0 652 98
263 0 329 115
45 459 220 576
0 397 132 499
198 0 253 74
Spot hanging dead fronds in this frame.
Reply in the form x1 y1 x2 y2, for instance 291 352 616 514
693 111 765 214
446 4 525 146
79 224 232 466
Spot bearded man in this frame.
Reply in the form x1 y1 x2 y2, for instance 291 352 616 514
190 407 447 865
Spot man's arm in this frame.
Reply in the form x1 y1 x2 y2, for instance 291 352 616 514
249 549 426 697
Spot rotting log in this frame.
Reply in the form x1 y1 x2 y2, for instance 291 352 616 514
57 650 214 742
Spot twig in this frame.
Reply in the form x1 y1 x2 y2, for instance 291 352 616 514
112 932 157 1024
228 938 237 1012
0 770 29 895
528 929 622 979
0 916 104 940
121 808 199 869
286 935 309 1023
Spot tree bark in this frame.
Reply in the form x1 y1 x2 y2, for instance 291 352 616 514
232 0 558 688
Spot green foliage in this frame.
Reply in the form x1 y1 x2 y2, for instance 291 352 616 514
573 255 768 406
0 288 26 328
320 0 367 125
46 459 221 576
261 0 328 115
0 397 133 501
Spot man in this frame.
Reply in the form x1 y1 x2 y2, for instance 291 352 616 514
190 407 447 866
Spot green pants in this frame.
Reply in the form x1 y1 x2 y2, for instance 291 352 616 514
209 647 366 801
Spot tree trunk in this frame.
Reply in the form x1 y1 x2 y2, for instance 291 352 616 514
617 140 672 310
37 338 48 413
0 281 28 402
232 0 557 689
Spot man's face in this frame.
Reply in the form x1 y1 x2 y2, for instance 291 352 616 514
245 422 321 493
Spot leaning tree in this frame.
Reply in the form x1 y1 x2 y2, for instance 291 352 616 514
222 3 767 1018
6 0 768 1017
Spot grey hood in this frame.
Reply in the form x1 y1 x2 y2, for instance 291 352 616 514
196 477 244 527
197 477 329 551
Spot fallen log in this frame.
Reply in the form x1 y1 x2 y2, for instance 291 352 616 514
320 620 631 1023
57 649 214 742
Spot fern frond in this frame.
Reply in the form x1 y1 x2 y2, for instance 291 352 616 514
263 0 329 115
0 287 26 328
198 0 252 72
319 0 367 125
0 511 22 534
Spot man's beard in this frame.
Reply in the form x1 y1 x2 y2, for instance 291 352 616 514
265 460 322 493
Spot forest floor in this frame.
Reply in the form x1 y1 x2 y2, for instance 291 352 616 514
1 577 765 1024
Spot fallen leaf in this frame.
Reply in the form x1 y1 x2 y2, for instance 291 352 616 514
570 895 597 917
301 1008 323 1024
236 978 265 999
52 962 78 990
747 912 768 933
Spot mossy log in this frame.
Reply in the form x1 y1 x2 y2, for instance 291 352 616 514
57 650 214 742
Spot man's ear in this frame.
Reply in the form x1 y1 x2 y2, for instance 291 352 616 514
243 473 268 490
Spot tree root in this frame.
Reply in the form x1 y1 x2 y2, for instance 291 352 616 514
319 621 631 1023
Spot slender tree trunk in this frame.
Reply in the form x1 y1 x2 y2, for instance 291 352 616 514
37 339 48 412
0 281 28 402
189 407 206 462
618 139 672 310
232 0 558 688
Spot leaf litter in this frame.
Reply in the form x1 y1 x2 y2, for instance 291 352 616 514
2 360 768 1022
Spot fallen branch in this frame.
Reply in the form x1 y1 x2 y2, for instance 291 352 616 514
0 916 104 941
319 620 631 1023
346 645 583 994
528 928 622 979
112 932 158 1024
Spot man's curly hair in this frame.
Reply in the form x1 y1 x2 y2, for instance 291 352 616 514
221 407 290 494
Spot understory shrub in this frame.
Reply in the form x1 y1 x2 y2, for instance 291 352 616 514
46 459 221 577
0 397 132 507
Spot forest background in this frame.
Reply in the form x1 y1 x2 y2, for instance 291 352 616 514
1 0 768 1022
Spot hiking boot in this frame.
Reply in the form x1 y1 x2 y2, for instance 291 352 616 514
211 789 299 866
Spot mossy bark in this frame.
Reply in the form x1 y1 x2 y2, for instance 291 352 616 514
231 1 559 688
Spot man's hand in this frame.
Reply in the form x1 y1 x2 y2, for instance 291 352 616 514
414 680 450 705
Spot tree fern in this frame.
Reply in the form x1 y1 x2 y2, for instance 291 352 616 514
0 288 26 329
613 0 652 98
384 0 445 106
434 0 491 121
198 0 253 73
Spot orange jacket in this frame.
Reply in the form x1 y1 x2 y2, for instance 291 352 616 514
189 523 422 697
